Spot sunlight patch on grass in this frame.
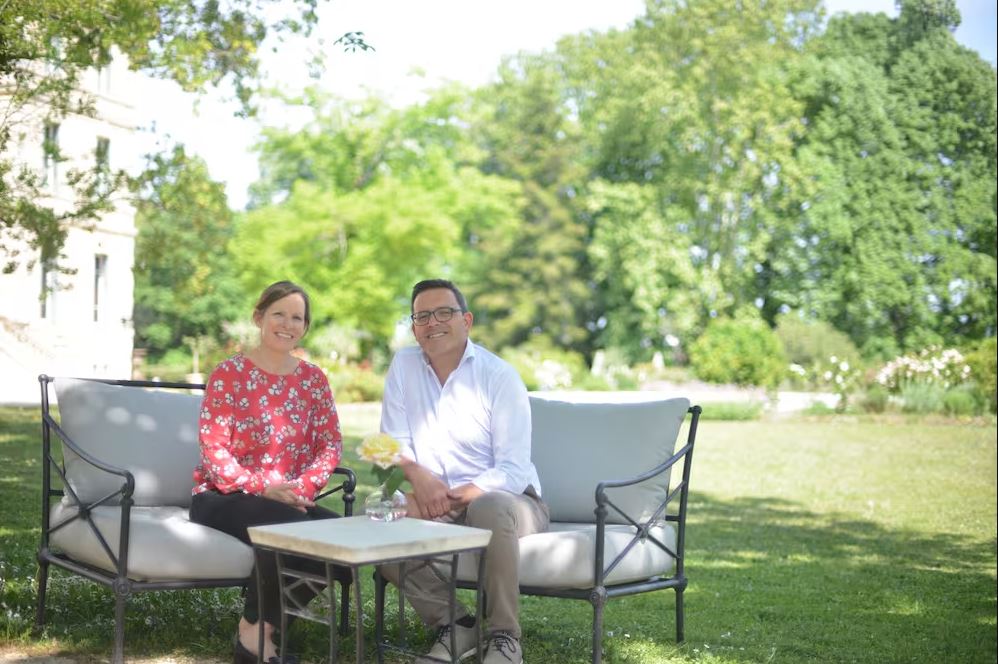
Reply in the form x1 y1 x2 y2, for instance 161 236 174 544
885 596 924 616
782 552 818 564
693 558 762 570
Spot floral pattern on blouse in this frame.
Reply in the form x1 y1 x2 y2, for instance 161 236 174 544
192 353 342 500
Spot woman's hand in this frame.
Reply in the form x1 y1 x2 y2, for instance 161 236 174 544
262 483 314 512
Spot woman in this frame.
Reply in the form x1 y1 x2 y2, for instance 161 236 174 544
190 281 343 664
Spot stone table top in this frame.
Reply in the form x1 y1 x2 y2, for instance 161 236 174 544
248 515 492 566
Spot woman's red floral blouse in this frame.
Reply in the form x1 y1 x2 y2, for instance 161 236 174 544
192 354 342 500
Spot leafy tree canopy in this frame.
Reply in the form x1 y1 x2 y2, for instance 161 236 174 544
132 145 242 356
1 0 367 274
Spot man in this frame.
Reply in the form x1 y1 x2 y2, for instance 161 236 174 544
379 278 549 664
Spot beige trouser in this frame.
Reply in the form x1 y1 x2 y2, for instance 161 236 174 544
379 487 549 638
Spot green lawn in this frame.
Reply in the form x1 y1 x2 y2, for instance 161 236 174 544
1 405 995 662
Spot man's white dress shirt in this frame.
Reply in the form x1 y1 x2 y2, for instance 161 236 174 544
380 340 542 496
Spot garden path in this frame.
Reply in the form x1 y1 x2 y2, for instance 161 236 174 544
635 380 838 414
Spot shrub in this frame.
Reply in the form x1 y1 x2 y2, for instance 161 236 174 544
802 401 837 416
900 382 946 414
876 347 971 392
860 385 890 413
699 402 763 421
142 346 200 381
689 317 786 389
305 323 365 364
775 313 861 368
324 364 384 403
942 386 980 417
634 364 695 384
573 373 613 391
812 355 863 411
501 339 589 391
964 337 997 414
590 347 640 390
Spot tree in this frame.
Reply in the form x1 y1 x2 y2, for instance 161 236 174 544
1 0 367 274
132 146 242 357
895 0 961 46
466 55 590 352
585 181 700 361
250 85 476 207
249 91 396 206
560 0 822 351
773 54 932 357
890 32 997 345
769 2 996 356
239 88 533 353
232 155 522 351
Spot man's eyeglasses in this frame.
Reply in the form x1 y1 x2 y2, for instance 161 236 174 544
411 307 464 326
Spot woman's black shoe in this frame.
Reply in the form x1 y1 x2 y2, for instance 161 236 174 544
233 634 299 664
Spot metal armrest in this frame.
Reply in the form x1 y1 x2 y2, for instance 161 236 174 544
316 466 358 516
595 441 691 527
43 413 135 502
590 405 701 586
40 412 137 577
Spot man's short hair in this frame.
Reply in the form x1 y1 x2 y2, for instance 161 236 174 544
411 279 468 313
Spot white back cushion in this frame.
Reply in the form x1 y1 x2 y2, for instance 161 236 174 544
529 394 690 524
54 378 202 507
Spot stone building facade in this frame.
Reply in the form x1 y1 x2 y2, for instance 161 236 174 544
1 53 138 404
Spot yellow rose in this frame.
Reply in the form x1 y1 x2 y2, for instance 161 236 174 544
357 433 402 470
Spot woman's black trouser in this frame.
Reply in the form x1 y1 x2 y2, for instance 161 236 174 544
190 490 348 625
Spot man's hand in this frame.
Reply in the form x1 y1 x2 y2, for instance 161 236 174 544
404 491 426 519
262 483 314 513
447 483 484 509
404 462 452 519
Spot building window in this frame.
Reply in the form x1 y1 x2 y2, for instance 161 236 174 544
43 123 59 191
96 136 109 169
94 254 108 322
96 65 112 95
96 136 110 193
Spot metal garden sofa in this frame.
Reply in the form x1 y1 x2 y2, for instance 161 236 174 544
35 375 356 664
376 393 701 664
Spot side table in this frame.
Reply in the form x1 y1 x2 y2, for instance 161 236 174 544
248 516 491 663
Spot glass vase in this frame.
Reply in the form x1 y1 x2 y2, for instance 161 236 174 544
364 486 408 522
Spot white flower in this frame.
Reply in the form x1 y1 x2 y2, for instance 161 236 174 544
535 359 573 390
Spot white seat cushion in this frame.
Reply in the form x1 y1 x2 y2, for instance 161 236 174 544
49 501 253 581
456 521 677 589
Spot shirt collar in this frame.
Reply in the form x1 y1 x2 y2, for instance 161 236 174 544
420 338 477 369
